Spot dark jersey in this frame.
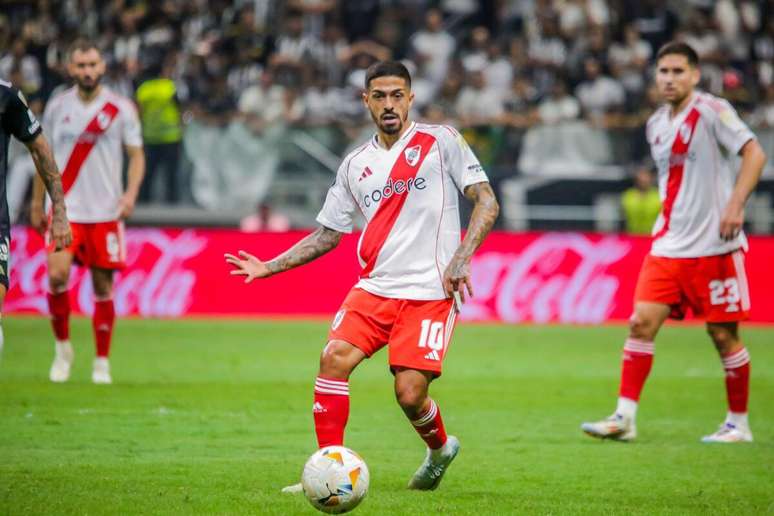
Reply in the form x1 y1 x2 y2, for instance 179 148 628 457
0 80 42 230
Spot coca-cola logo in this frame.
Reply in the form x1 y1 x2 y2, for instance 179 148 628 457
462 233 632 324
8 228 206 316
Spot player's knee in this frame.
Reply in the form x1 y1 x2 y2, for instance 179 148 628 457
706 325 738 352
394 381 426 412
48 269 69 291
319 340 357 378
628 314 654 340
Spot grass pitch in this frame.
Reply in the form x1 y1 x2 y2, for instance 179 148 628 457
1 317 773 515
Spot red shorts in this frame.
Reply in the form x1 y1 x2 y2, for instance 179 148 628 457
48 221 126 269
328 288 457 376
634 251 750 322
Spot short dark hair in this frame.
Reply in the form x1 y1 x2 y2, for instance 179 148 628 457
364 61 411 90
67 38 100 60
656 42 699 66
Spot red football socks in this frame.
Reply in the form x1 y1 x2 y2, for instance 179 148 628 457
619 338 654 402
47 291 71 341
410 398 448 450
313 376 350 448
92 299 115 358
721 347 750 414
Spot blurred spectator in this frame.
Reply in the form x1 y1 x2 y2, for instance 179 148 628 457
609 24 652 104
749 84 774 128
240 203 291 232
455 68 505 126
0 39 42 95
411 9 456 93
621 165 661 235
537 78 580 124
136 56 183 204
623 0 679 51
239 70 303 132
575 57 625 125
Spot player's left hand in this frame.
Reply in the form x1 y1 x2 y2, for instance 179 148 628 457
719 199 744 241
118 193 136 219
442 257 473 303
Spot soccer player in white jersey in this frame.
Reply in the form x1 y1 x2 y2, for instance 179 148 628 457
582 43 767 443
31 39 145 384
226 61 499 490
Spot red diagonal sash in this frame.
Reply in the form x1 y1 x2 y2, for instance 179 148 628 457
359 131 437 278
60 102 120 195
653 107 701 240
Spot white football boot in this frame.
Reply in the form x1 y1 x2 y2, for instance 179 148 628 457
408 435 460 490
701 422 753 443
281 483 303 494
92 357 112 384
581 413 637 441
49 341 74 383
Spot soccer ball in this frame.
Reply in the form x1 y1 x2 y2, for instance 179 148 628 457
301 446 370 514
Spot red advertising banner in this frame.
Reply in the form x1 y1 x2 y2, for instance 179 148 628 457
7 227 774 323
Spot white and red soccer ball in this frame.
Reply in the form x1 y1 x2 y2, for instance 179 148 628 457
301 446 370 514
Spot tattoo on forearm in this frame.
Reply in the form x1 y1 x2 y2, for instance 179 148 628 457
267 226 342 274
450 183 499 273
32 145 66 209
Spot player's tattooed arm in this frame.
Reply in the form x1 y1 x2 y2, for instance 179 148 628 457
26 134 72 249
443 181 499 302
225 226 342 283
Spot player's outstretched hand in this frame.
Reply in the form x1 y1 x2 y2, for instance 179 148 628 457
225 250 272 283
442 257 474 304
719 199 744 241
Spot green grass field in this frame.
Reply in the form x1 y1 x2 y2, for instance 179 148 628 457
1 317 772 515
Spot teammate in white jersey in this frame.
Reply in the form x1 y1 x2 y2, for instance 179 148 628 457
226 61 499 490
582 43 767 443
31 39 145 385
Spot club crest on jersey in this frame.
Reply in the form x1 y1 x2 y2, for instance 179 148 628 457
404 145 422 167
678 121 694 143
97 111 112 130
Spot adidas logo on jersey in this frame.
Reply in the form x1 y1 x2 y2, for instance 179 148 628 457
358 166 373 182
424 350 440 361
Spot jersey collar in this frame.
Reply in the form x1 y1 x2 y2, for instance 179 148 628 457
372 121 417 150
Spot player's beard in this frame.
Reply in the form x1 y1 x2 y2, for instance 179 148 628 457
76 74 102 94
373 110 404 135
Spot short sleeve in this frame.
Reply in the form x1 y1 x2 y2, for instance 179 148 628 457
121 100 143 147
711 99 755 155
315 160 358 233
2 87 41 142
440 126 488 193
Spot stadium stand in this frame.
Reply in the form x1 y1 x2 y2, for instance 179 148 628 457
2 0 773 231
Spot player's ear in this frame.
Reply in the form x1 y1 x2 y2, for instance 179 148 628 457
362 89 369 108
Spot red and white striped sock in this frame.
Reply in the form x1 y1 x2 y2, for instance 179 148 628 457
410 398 448 450
313 376 349 448
617 338 654 417
721 347 750 425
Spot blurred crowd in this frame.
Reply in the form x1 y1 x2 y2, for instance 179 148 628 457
2 0 774 134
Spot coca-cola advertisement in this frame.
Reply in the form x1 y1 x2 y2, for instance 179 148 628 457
7 227 774 323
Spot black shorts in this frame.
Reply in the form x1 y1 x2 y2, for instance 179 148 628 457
0 226 9 289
